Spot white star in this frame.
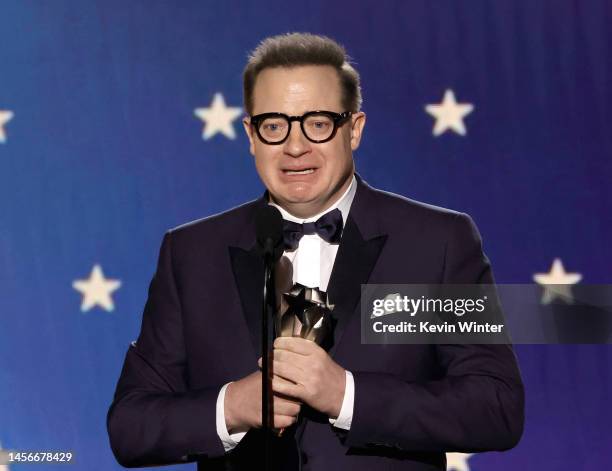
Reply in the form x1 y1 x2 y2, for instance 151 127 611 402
533 258 582 304
73 264 121 312
194 93 242 140
425 90 474 136
446 453 473 471
0 110 14 143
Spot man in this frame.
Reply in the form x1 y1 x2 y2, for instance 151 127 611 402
107 33 524 470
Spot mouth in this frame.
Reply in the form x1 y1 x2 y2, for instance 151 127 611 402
282 168 316 176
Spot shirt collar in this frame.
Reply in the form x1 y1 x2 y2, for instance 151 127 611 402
269 174 357 227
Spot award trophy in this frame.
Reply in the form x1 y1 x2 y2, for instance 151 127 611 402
273 283 335 437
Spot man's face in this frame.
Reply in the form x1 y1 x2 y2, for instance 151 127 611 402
243 65 366 218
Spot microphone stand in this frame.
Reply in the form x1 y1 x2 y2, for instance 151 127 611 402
262 243 276 470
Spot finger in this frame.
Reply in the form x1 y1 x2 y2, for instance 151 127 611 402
274 392 302 406
273 336 315 355
271 360 304 384
272 375 304 400
273 414 298 429
274 391 302 405
272 397 301 416
273 349 309 369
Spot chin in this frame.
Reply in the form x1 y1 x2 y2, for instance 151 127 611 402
275 182 320 201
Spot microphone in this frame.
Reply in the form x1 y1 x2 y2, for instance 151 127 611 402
255 205 284 261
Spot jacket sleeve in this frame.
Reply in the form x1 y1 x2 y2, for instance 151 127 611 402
344 213 525 453
107 230 227 467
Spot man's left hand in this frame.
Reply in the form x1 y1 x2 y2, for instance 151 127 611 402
258 337 346 419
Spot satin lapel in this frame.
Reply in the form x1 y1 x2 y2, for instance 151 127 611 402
227 194 269 361
326 215 387 357
229 245 264 360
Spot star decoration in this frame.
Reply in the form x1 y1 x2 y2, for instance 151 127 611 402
446 452 473 471
0 110 14 143
283 284 334 322
283 284 310 324
533 258 582 304
194 93 242 140
73 264 121 312
425 89 474 136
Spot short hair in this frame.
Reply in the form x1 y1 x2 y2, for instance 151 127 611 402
243 33 362 115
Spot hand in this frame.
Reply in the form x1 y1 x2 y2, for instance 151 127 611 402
224 370 301 434
258 337 346 419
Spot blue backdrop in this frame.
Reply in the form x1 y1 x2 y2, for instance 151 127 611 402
0 1 610 470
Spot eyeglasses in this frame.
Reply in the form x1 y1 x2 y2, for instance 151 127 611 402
249 110 352 145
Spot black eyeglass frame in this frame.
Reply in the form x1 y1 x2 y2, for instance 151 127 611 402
249 110 352 144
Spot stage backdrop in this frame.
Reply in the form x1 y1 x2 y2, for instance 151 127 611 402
0 1 610 470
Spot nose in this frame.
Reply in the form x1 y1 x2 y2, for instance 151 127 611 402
283 122 310 158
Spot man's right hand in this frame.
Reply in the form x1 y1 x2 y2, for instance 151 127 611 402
224 370 301 434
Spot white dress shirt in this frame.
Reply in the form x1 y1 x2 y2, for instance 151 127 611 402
216 175 357 452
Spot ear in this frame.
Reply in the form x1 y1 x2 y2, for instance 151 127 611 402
242 117 256 156
349 112 366 151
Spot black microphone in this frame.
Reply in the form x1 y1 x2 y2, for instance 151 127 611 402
255 205 284 261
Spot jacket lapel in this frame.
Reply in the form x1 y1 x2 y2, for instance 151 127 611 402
326 176 387 356
229 245 264 359
326 218 387 357
228 195 268 360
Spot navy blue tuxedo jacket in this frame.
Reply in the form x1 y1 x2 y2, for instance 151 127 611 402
107 175 524 470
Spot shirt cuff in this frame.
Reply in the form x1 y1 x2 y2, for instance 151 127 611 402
216 382 247 452
328 370 354 430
